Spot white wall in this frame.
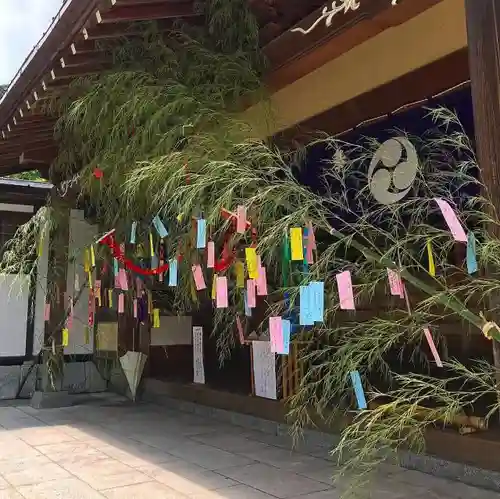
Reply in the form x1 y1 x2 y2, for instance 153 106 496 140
65 210 97 355
0 274 30 356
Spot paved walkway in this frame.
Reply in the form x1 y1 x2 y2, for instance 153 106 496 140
0 394 496 498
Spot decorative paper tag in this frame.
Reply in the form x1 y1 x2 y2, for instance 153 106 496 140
282 319 291 355
133 298 138 319
44 303 50 322
207 241 215 268
299 285 314 326
423 327 443 367
152 216 168 238
108 289 113 308
387 269 404 298
211 274 217 300
169 259 178 286
310 281 324 322
256 266 268 296
196 219 207 249
235 260 245 288
434 198 467 242
153 309 160 328
467 232 478 275
336 271 355 310
192 264 206 291
118 293 125 314
113 258 119 276
118 268 128 291
246 279 256 308
130 221 137 244
269 317 283 353
350 371 367 410
84 327 90 345
149 232 154 257
427 239 436 277
290 228 304 261
245 248 258 279
62 328 69 347
90 245 96 268
236 206 247 234
216 276 229 308
244 290 252 317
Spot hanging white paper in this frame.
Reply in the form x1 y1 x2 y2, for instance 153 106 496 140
193 326 205 384
119 351 147 401
252 341 277 400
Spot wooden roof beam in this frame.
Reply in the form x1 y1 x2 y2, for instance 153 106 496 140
0 137 56 156
61 50 109 68
82 22 144 41
50 62 112 80
96 1 198 24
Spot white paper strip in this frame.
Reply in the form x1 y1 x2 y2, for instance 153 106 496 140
252 341 277 400
193 326 205 384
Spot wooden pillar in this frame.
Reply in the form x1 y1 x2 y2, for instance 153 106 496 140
465 0 500 389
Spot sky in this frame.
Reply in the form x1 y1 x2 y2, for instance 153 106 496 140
0 0 65 85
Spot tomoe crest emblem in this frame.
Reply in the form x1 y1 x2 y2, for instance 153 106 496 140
367 137 418 205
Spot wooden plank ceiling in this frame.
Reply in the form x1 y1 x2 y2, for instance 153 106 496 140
0 0 440 176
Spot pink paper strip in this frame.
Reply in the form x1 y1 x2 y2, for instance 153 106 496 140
94 280 101 292
387 269 404 298
192 265 207 291
246 279 256 308
336 271 355 310
44 303 50 322
256 266 268 296
269 316 283 353
236 206 247 234
216 276 229 308
307 221 317 250
236 316 245 344
118 293 125 314
423 327 443 367
119 268 128 290
136 277 143 294
207 241 215 268
66 299 73 329
434 198 467 242
114 275 120 289
306 240 314 265
133 298 138 319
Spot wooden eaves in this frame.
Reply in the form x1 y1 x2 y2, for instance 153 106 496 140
0 0 442 177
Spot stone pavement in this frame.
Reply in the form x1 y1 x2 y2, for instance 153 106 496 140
0 394 496 499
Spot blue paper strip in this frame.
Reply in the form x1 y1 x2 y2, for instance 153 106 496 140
113 258 119 276
244 290 252 317
299 285 314 326
196 219 207 249
169 258 178 286
467 232 478 275
282 320 291 355
350 371 367 410
310 281 324 323
151 254 158 269
152 216 168 238
130 221 137 244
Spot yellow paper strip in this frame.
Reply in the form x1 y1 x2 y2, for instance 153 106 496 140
90 245 96 267
87 270 93 289
153 309 160 328
84 249 90 273
149 232 154 257
211 273 217 300
37 232 44 258
245 248 258 279
84 327 90 344
290 228 304 261
427 239 436 277
62 328 69 347
235 261 245 288
108 289 113 308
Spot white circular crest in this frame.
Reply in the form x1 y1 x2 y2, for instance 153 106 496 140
368 137 418 205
